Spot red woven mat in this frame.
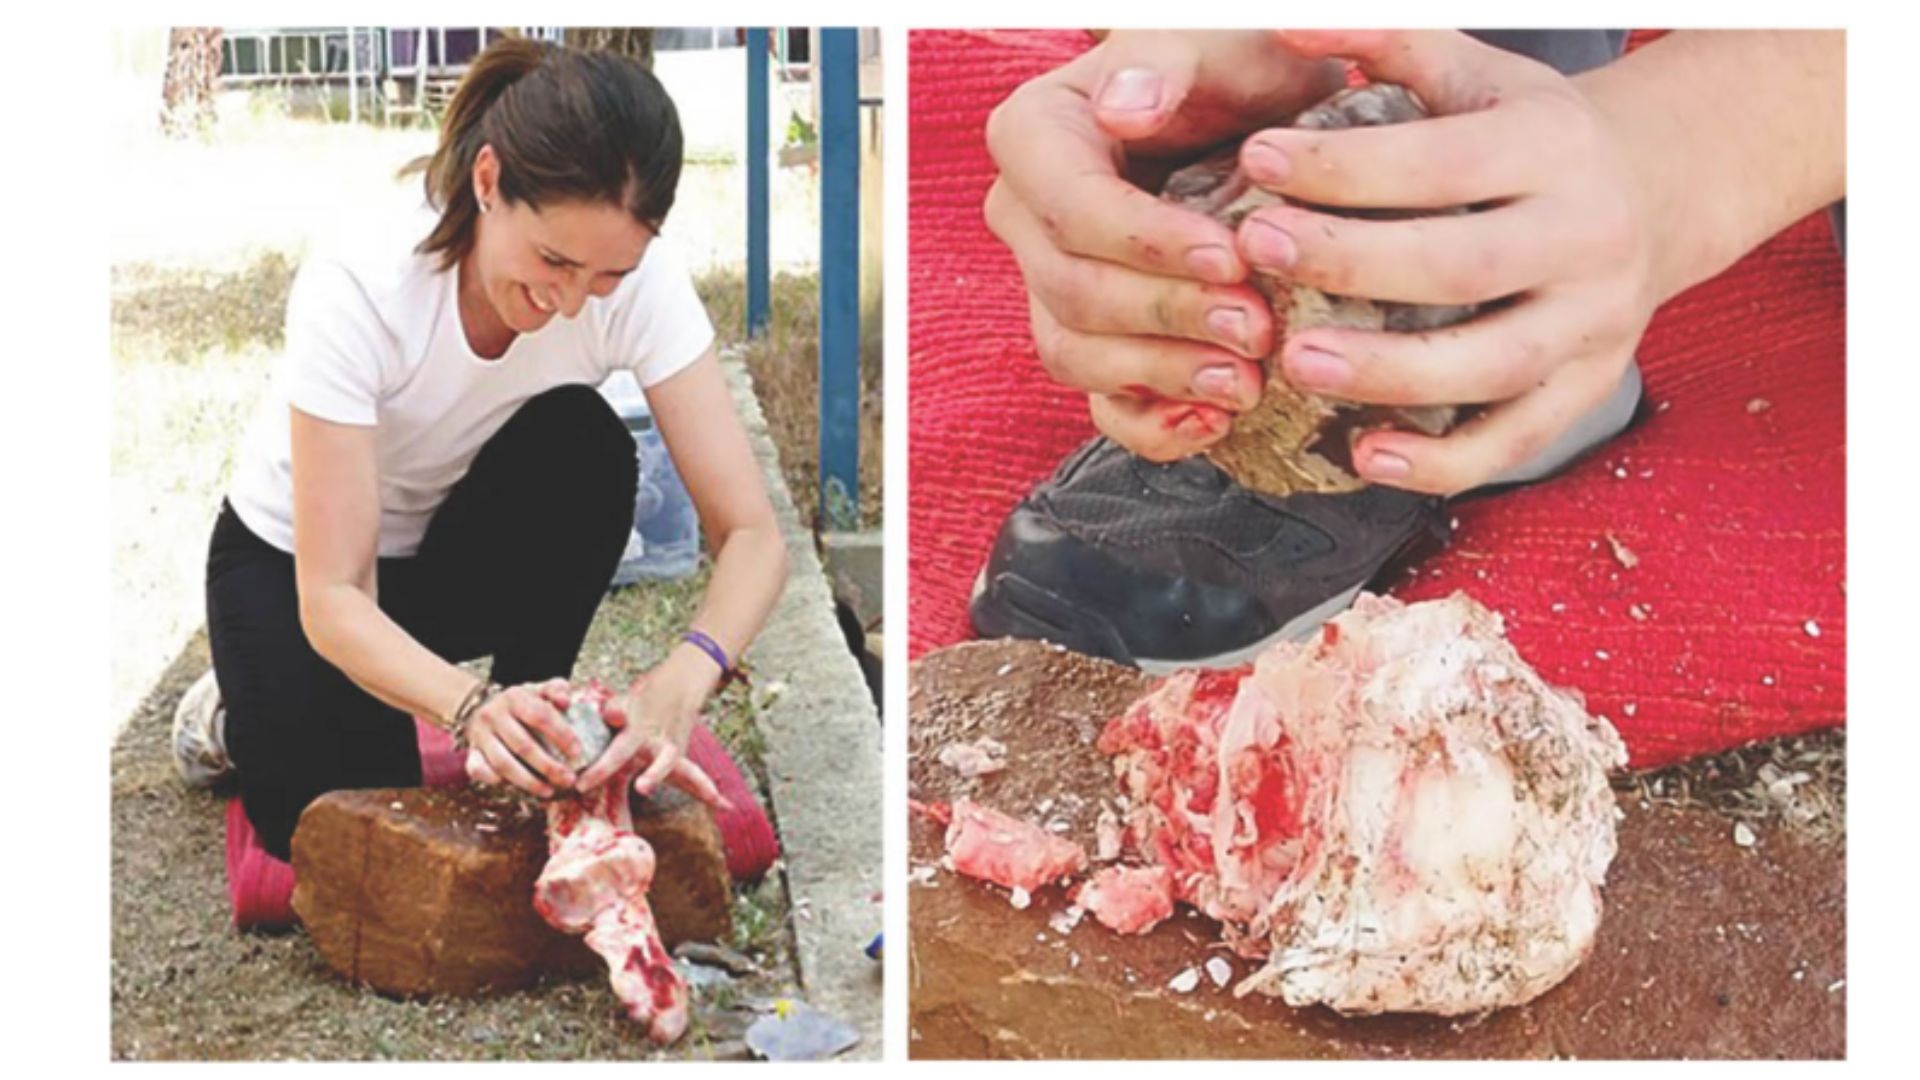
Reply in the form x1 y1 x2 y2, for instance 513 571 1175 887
907 30 1846 769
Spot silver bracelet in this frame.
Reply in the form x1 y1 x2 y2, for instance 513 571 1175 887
448 679 502 749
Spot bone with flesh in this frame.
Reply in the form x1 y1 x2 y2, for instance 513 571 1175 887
524 683 690 1044
943 798 1089 898
1075 864 1177 935
1098 592 1627 1015
1159 84 1483 496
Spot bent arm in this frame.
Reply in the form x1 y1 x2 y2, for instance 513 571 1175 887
646 348 789 683
1578 30 1844 304
289 408 478 723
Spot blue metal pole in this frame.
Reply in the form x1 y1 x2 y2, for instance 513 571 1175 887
818 27 860 533
745 29 770 339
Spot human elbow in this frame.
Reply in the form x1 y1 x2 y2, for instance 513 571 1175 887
296 582 355 665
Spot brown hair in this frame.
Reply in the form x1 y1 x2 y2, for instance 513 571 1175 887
405 36 684 270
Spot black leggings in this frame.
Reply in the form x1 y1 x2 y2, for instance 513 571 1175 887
206 384 638 859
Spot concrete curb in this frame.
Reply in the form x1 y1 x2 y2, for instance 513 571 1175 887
722 350 883 1059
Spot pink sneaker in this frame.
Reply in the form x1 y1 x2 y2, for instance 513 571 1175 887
224 798 296 931
686 724 780 883
413 716 469 789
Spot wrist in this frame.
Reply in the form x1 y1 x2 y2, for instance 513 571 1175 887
446 677 501 747
668 641 727 695
1575 72 1701 308
637 645 724 705
1575 32 1844 306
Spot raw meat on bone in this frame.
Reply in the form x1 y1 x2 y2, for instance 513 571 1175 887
1100 593 1627 1015
519 683 689 1044
1075 864 1176 935
944 798 1089 899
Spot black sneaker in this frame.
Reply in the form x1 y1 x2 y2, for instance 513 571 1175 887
969 363 1645 671
969 437 1450 671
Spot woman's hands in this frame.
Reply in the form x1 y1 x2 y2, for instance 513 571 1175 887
462 678 583 799
984 31 1346 460
576 646 731 810
463 662 731 810
1230 30 1664 494
991 29 1843 492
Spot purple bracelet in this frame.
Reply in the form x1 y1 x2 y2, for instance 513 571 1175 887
681 629 740 685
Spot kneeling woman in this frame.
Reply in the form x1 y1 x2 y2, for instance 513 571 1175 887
191 39 788 870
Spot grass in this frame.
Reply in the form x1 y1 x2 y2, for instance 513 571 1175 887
697 267 884 534
109 256 289 727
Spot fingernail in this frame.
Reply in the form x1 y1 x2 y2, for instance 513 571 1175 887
1191 364 1241 403
1366 451 1412 478
1243 140 1291 184
1185 244 1235 283
1204 307 1249 351
1099 68 1162 112
1287 346 1350 390
1243 219 1297 271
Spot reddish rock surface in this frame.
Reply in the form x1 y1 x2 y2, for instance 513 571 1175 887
908 640 1846 1060
292 784 732 997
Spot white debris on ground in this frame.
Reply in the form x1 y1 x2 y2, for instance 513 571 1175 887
1049 906 1086 936
1205 957 1233 989
937 737 1009 778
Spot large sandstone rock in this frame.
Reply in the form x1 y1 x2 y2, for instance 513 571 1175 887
291 784 732 997
908 639 1846 1059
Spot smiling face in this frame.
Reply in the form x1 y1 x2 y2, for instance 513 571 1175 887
465 144 654 337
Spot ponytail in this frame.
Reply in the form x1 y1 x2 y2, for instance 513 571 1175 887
401 36 683 271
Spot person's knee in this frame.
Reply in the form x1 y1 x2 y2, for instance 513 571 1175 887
510 385 638 505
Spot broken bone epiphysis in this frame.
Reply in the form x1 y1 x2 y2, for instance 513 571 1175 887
1159 84 1482 496
1098 592 1627 1015
527 683 690 1044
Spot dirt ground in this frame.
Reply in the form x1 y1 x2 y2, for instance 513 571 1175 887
111 570 809 1061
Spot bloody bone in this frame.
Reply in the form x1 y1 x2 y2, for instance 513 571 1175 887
1160 84 1483 496
944 798 1089 900
905 637 1844 1059
527 683 689 1044
1074 864 1176 935
1099 593 1627 1015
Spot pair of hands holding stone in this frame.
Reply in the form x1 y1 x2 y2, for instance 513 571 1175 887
986 29 1665 494
462 658 728 810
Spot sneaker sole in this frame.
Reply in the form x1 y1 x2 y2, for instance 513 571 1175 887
172 668 235 789
970 568 1365 674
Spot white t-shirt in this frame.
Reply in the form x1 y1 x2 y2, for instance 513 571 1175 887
229 204 714 557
